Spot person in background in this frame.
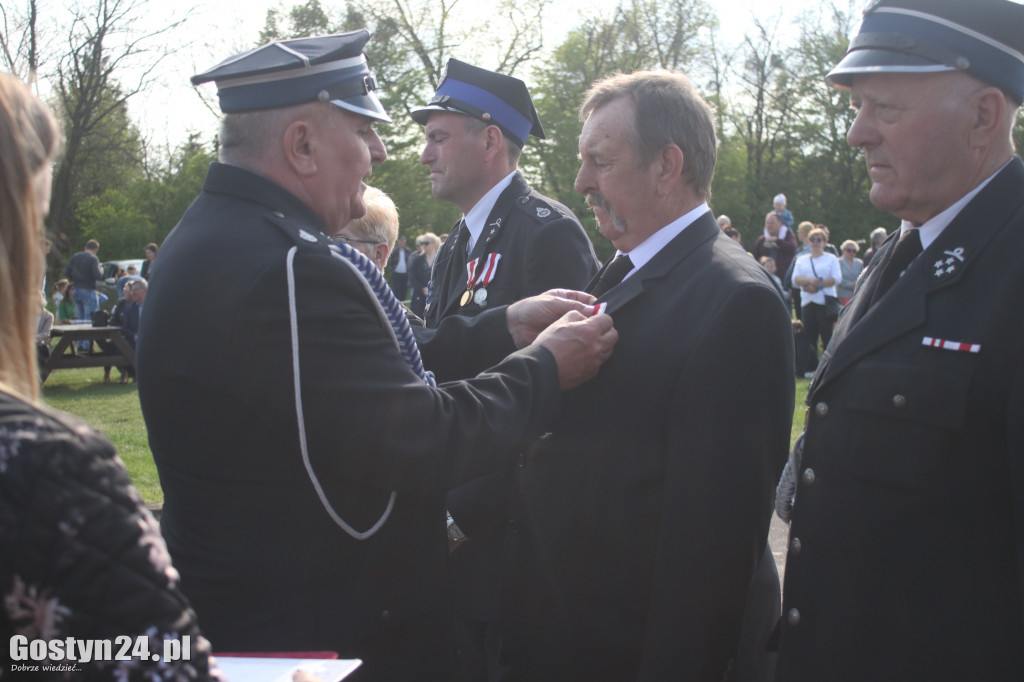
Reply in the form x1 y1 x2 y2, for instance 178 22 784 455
409 232 439 318
63 238 102 348
784 220 815 320
35 292 54 372
760 255 783 291
773 193 794 230
717 214 732 230
861 226 888 268
724 225 744 248
116 264 143 300
53 279 75 323
141 242 158 280
335 186 398 272
753 210 798 278
0 71 224 682
792 227 841 378
386 236 412 300
836 239 863 305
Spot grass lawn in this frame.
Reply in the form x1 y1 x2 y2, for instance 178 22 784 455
41 367 162 505
41 367 812 508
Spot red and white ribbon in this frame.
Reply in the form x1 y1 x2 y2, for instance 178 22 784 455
465 252 502 290
922 337 981 354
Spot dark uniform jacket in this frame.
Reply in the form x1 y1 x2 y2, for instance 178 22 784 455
501 212 795 681
422 171 598 629
424 171 598 328
136 163 562 680
776 158 1024 681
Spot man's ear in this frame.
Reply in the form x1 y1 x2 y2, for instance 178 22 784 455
283 118 319 176
373 243 391 270
482 125 504 162
653 144 685 195
969 86 1009 147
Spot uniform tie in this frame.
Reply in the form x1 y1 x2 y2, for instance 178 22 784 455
588 254 634 297
870 228 922 306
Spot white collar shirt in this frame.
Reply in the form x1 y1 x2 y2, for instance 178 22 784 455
616 203 710 282
462 171 517 254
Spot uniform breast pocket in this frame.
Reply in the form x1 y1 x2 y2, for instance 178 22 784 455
845 360 971 494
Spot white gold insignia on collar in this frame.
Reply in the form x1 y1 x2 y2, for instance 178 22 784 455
536 207 551 218
933 247 965 277
299 229 319 243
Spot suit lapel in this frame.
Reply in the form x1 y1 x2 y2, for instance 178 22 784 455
598 211 721 315
811 158 1024 397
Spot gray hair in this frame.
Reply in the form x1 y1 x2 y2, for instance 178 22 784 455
349 187 399 250
580 70 717 201
870 227 888 245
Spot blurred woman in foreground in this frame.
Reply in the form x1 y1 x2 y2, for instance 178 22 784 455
0 73 223 680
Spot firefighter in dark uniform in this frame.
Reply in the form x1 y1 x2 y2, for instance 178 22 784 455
136 31 616 682
412 58 599 681
775 1 1024 680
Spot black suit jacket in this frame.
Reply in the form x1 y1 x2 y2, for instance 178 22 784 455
136 163 563 680
776 158 1024 681
501 212 795 681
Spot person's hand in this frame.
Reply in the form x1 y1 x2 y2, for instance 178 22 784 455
532 310 618 390
506 289 598 348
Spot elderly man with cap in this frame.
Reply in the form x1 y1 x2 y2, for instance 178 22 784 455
775 0 1024 679
411 58 599 680
136 30 617 681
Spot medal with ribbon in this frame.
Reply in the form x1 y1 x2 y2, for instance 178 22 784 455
460 252 502 307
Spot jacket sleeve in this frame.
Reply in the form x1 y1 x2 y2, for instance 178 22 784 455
239 248 561 500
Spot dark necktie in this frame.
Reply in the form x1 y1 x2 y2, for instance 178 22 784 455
589 254 634 297
870 228 922 306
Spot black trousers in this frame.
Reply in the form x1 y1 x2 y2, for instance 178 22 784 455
800 302 833 373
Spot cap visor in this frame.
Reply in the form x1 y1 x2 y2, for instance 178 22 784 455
332 90 391 123
827 49 955 89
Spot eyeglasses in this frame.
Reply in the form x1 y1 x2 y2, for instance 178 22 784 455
809 237 825 243
416 240 429 246
335 235 380 246
843 247 856 252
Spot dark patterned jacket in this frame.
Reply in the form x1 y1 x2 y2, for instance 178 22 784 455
0 391 220 681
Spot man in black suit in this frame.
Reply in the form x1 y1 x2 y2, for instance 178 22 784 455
135 31 617 682
385 235 411 299
775 1 1024 679
500 70 795 681
411 58 599 680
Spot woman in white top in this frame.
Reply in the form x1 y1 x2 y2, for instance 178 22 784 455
792 227 841 376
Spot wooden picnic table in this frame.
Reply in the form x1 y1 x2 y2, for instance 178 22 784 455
41 324 136 383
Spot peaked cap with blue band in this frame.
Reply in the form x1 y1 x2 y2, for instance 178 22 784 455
191 29 391 122
411 58 544 147
827 0 1024 102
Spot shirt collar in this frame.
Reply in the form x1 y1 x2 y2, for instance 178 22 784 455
617 203 709 281
900 160 1009 250
462 171 517 253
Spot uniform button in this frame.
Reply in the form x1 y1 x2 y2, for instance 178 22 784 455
381 610 392 622
272 211 285 218
801 468 816 486
517 453 526 469
786 608 801 626
790 537 802 555
814 402 829 418
892 394 907 409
